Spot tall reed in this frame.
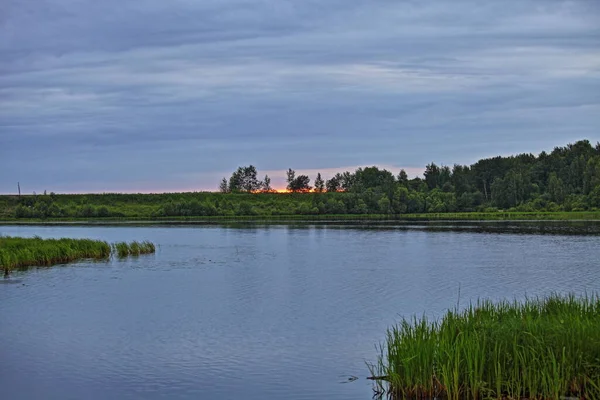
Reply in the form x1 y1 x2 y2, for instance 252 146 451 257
0 236 156 271
372 294 600 399
112 241 155 257
0 236 111 270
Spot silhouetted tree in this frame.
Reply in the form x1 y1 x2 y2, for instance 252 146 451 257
397 169 408 186
229 165 261 193
424 163 441 190
286 169 295 186
326 174 341 192
353 167 395 192
262 175 273 193
314 173 325 193
219 178 229 193
288 175 312 193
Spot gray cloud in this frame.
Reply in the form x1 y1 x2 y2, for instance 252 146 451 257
1 0 599 192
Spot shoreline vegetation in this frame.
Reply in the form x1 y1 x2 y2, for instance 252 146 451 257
370 294 600 400
1 210 600 224
1 140 599 222
112 241 156 257
0 236 156 275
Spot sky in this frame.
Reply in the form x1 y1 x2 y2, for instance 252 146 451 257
1 0 599 193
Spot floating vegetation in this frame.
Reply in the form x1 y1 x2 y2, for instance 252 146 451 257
370 294 600 400
0 236 156 273
112 241 155 257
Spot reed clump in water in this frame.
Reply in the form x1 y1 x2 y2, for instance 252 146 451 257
371 294 600 400
112 241 155 257
0 236 156 273
0 236 111 270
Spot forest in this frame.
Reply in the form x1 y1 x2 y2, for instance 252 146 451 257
2 139 600 219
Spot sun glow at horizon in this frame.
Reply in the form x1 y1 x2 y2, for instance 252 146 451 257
272 188 319 193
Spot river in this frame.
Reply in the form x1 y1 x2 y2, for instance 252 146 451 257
1 222 599 400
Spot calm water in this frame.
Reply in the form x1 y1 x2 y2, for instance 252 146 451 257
1 223 600 400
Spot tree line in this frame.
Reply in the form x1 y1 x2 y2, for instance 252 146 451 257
219 166 319 193
5 139 600 218
217 139 600 213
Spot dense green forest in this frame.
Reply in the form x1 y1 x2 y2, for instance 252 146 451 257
2 140 600 220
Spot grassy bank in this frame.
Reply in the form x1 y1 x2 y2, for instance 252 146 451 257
2 210 600 224
0 236 156 272
1 190 599 222
371 294 600 400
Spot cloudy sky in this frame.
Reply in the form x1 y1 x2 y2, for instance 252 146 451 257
1 0 599 193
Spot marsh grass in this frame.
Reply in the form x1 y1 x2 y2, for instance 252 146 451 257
112 241 155 257
0 236 111 270
371 294 600 400
0 236 156 271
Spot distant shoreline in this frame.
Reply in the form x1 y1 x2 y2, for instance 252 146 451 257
2 211 600 225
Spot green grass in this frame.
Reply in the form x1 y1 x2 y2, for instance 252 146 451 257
112 241 156 257
0 236 156 271
0 236 111 270
1 191 599 222
371 294 600 400
2 211 600 223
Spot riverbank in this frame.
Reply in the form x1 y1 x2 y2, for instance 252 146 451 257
2 188 599 222
371 294 600 400
1 210 600 225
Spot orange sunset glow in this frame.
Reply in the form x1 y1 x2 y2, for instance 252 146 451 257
262 188 318 193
